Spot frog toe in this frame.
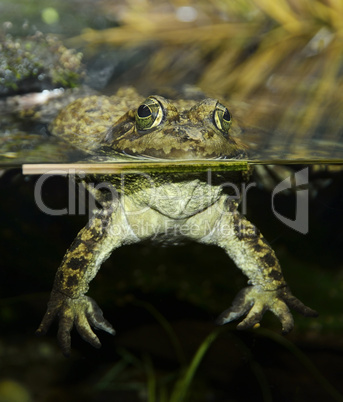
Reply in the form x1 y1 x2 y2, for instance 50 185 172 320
36 291 64 336
36 310 58 336
57 311 74 356
279 288 318 318
269 297 294 334
75 314 102 350
216 287 254 325
85 297 116 336
235 302 267 330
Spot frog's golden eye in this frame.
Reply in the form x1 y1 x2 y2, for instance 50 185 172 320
135 97 164 131
213 102 232 133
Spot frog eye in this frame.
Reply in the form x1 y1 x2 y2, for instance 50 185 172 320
213 102 232 133
135 97 164 131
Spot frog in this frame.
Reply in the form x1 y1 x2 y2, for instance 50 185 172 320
36 87 317 355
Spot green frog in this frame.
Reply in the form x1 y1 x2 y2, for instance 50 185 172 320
36 87 317 355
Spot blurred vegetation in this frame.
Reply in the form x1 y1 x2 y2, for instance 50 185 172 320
93 322 343 402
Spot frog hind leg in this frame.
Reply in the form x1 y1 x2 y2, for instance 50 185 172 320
198 199 318 333
36 202 138 356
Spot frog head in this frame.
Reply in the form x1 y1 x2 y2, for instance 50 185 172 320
102 95 247 160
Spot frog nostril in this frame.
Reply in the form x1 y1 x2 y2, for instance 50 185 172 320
204 131 214 139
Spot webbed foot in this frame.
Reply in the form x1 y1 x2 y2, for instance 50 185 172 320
216 286 318 334
36 291 115 356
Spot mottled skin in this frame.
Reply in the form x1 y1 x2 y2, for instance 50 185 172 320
37 88 317 355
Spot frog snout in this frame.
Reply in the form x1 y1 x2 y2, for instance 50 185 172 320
172 125 213 142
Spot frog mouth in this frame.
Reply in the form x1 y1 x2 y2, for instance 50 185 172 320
104 137 247 160
102 122 247 160
119 151 229 161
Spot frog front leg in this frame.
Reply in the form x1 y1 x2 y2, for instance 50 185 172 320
201 200 318 332
36 202 138 355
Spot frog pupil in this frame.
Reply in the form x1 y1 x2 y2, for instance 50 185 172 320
223 109 231 122
138 105 151 118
